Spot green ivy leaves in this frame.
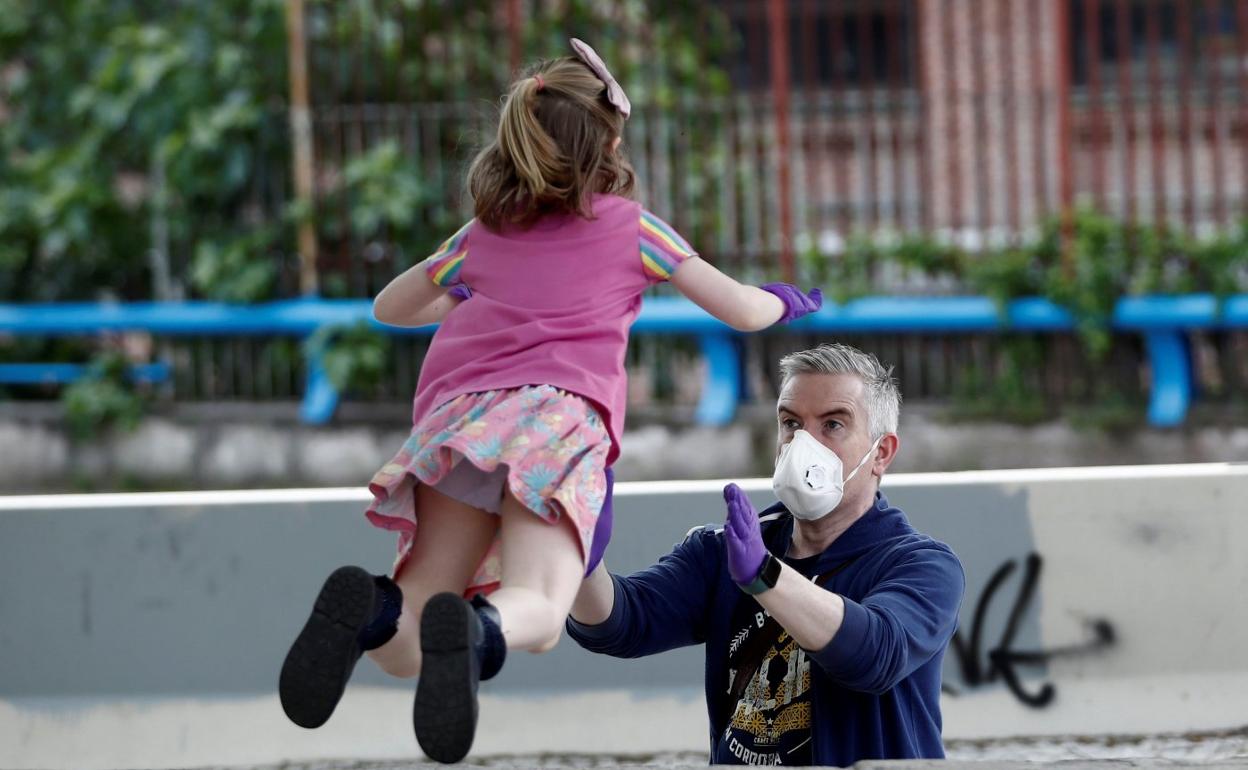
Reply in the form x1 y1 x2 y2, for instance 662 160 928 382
803 209 1248 361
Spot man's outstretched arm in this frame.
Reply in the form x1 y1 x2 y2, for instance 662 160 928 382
565 530 719 658
569 560 616 626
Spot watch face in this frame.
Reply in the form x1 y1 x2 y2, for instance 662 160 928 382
760 553 782 587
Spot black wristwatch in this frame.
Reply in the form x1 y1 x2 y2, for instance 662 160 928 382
738 553 782 595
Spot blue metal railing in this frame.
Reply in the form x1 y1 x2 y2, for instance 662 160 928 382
0 362 172 385
2 295 1245 427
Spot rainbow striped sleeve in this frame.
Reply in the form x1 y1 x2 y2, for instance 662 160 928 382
421 220 473 287
640 210 698 282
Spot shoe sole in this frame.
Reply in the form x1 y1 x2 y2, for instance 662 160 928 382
414 592 479 764
279 565 375 729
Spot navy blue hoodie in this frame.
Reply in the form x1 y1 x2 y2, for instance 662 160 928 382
567 492 964 767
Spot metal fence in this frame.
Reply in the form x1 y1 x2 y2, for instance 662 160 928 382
9 0 1248 421
287 0 1248 418
295 0 1248 288
52 324 1236 424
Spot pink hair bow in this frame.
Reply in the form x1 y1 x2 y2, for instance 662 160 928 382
570 38 631 120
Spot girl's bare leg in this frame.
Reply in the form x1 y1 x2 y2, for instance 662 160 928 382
487 488 585 653
366 482 496 678
409 486 586 763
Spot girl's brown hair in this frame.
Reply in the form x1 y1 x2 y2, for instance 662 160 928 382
467 57 636 230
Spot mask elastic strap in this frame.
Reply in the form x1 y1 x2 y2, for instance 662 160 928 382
843 434 884 484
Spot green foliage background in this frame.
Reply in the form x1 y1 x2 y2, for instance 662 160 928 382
2 1 1245 436
1 0 291 302
0 0 738 435
0 0 736 304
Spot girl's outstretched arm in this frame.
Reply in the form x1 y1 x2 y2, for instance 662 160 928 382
372 264 459 327
669 256 820 331
376 220 473 327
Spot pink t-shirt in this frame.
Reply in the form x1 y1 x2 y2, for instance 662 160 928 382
410 194 696 464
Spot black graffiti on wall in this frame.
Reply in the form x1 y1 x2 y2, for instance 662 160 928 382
946 552 1117 708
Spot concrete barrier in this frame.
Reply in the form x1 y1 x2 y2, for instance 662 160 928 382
1 463 1246 768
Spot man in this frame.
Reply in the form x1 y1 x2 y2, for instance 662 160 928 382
567 343 965 766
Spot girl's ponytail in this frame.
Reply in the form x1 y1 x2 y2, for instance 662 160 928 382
497 76 566 200
468 57 635 230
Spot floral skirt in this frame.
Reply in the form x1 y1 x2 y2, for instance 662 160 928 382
365 385 610 595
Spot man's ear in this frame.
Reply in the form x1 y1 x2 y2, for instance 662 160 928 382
873 433 900 477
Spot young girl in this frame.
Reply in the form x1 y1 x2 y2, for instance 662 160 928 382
278 39 821 764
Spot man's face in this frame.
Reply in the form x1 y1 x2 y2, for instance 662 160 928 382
775 372 879 501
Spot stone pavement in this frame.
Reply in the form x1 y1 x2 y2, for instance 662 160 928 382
195 761 1248 769
190 728 1248 770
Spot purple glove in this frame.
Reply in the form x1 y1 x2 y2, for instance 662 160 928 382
448 284 472 301
761 283 823 324
723 483 767 585
585 466 614 576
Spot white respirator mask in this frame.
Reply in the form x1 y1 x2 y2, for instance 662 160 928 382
771 430 882 521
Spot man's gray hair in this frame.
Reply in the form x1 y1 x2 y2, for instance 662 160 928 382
778 343 901 438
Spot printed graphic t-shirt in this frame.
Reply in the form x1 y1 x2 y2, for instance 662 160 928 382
714 553 821 765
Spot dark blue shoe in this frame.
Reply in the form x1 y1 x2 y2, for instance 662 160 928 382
413 592 506 763
279 566 376 729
